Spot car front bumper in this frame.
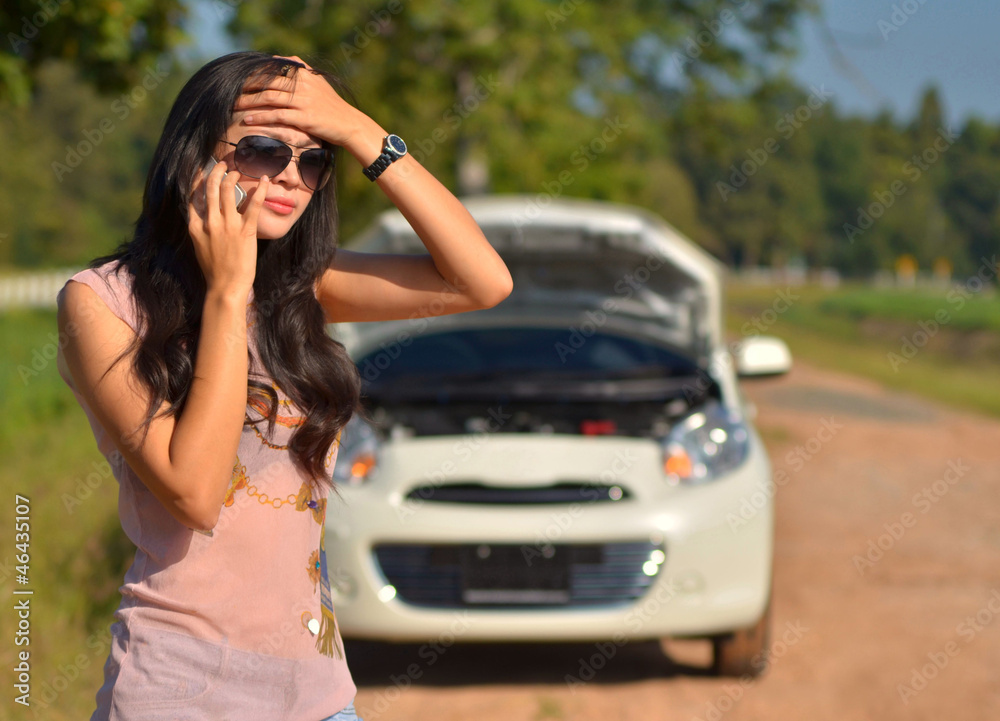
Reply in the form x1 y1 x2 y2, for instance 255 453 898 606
324 432 773 643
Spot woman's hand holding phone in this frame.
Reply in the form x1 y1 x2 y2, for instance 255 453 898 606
187 159 270 295
203 156 248 211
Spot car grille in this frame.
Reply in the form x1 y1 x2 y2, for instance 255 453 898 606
403 482 630 505
372 541 664 608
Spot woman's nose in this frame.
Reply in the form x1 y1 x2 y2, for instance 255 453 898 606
272 157 302 186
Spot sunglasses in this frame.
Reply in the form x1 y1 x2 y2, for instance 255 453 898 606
219 135 335 191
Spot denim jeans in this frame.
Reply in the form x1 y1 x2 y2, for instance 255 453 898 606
319 698 363 721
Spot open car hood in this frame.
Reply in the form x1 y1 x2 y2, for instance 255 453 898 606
337 195 727 366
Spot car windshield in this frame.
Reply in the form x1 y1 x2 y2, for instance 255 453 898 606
358 327 699 388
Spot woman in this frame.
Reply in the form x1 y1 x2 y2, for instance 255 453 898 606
55 50 512 721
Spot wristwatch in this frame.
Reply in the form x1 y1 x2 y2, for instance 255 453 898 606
363 134 407 181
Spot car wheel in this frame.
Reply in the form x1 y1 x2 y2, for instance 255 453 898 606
710 597 772 678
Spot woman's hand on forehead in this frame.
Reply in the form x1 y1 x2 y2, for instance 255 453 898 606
230 108 319 146
233 54 367 149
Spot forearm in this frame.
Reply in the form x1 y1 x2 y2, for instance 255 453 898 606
168 287 250 527
343 118 512 305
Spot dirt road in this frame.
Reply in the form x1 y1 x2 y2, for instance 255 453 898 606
345 359 1000 721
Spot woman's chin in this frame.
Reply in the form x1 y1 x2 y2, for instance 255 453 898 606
256 221 290 241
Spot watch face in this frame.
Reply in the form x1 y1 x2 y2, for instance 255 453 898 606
387 134 407 155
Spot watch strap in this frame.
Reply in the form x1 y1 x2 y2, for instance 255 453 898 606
363 136 404 181
363 150 395 181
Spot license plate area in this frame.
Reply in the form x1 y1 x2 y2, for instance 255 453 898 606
459 544 574 605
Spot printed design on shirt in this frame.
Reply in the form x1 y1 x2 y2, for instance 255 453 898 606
320 427 343 479
295 482 326 525
246 383 305 451
247 394 305 429
315 522 344 660
223 455 249 507
250 424 291 451
233 472 324 518
245 387 345 476
324 434 340 471
307 549 321 592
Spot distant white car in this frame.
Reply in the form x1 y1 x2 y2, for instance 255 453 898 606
326 195 791 676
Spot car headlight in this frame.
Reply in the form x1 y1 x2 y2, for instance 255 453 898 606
332 414 382 486
661 399 750 484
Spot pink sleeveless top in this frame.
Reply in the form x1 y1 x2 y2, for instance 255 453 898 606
57 259 357 721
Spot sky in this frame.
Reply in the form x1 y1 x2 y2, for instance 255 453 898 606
182 0 1000 128
786 0 1000 127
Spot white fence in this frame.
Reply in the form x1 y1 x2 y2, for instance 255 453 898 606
0 264 985 311
0 268 82 311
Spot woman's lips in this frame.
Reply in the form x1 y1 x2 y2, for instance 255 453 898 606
263 197 295 215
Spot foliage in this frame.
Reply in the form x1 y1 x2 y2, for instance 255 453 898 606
226 0 815 243
0 58 188 267
1 0 999 280
1 0 188 105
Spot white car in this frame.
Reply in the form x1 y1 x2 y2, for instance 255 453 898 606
326 195 792 676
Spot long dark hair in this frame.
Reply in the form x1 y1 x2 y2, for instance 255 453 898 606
88 50 370 500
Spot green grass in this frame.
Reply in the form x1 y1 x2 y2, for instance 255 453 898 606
725 281 1000 419
1 308 129 720
813 285 1000 333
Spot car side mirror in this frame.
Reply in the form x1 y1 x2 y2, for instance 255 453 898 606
734 336 792 377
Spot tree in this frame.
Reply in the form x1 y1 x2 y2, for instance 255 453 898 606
941 117 1000 275
0 57 189 268
1 0 188 105
225 0 818 239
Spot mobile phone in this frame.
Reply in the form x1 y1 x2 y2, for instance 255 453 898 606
203 156 248 211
